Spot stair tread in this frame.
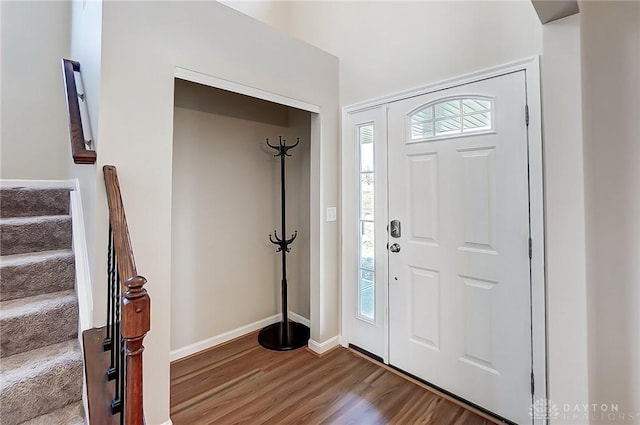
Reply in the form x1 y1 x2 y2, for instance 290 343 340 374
19 402 85 425
0 338 81 386
0 249 74 266
0 214 71 226
0 289 77 320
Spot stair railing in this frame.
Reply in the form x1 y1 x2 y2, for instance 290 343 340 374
62 58 97 164
103 165 150 425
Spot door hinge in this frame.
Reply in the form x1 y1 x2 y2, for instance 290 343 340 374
525 104 530 127
528 237 533 259
531 370 535 395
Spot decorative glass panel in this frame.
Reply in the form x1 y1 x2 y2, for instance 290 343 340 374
360 221 375 270
360 269 375 320
463 98 491 114
411 107 433 122
411 122 434 139
358 124 375 320
360 142 374 172
409 96 493 141
435 118 461 136
435 100 461 119
463 112 491 132
360 173 374 220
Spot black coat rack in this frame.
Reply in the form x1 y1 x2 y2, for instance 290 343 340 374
258 136 310 351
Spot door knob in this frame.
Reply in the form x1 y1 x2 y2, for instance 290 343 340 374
390 243 401 253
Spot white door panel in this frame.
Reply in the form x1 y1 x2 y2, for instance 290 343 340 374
388 71 532 424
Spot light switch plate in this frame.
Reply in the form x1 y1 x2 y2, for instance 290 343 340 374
326 207 337 222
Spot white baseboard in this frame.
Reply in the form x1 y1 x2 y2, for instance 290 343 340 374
288 311 310 327
170 312 312 362
158 420 173 425
170 314 280 362
308 335 341 356
0 179 76 189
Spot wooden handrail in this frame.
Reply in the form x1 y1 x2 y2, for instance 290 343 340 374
103 165 137 281
103 165 150 425
62 59 96 164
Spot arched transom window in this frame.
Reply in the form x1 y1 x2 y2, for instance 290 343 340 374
409 96 494 141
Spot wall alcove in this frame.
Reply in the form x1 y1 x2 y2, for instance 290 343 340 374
170 78 311 356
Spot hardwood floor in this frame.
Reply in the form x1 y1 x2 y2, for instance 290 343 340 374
170 332 496 425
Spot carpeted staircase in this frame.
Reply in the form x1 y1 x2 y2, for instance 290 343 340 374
0 187 86 425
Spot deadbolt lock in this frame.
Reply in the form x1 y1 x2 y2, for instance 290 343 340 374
390 220 401 238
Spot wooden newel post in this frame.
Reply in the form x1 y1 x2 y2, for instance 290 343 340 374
122 275 150 425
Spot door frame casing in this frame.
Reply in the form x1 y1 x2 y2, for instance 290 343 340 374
340 57 547 421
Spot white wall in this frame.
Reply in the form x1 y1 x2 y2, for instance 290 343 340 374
95 2 338 423
542 14 590 421
285 0 542 106
0 0 70 179
171 80 311 352
582 2 640 421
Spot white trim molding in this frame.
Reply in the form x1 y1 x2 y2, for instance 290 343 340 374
169 314 280 362
174 67 320 114
158 420 173 425
308 335 341 356
70 179 94 333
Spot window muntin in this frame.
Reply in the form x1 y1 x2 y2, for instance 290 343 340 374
358 124 375 321
409 96 493 141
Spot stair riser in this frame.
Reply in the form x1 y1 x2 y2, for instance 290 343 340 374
0 356 82 425
0 255 75 301
0 301 79 358
0 217 72 255
0 189 70 218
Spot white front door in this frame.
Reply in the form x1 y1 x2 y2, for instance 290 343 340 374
387 71 533 424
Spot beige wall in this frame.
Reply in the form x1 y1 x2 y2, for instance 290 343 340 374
171 80 311 352
217 0 290 31
582 1 640 421
94 2 338 423
1 0 71 179
69 0 102 325
285 1 542 106
287 107 312 319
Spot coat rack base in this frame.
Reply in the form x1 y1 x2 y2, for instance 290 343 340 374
258 321 310 351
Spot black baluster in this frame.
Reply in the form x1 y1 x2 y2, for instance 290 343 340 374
119 333 126 425
104 226 113 353
106 227 117 381
111 264 122 414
